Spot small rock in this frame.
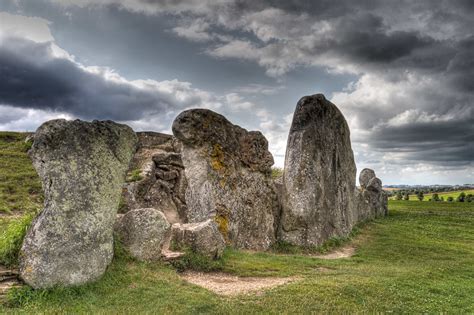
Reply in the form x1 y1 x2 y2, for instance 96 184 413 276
171 219 225 259
367 177 382 192
115 208 170 261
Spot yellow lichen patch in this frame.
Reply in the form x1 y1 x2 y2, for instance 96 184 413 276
219 179 226 188
214 205 230 244
210 144 226 172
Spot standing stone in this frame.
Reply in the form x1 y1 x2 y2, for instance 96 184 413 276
172 109 278 250
20 119 137 289
115 208 170 261
356 168 388 220
359 168 376 190
170 219 225 259
281 94 357 246
121 132 187 224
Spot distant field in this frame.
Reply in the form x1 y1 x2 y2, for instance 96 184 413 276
390 190 474 201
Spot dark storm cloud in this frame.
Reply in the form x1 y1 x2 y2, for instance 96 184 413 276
0 36 207 121
371 118 474 165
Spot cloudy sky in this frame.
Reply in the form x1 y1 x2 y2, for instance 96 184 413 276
0 0 473 185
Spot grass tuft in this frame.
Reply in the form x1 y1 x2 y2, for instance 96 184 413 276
0 214 34 267
170 249 224 273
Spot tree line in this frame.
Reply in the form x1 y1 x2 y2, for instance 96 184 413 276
393 191 473 202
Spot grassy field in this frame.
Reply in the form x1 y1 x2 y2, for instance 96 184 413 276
1 133 473 313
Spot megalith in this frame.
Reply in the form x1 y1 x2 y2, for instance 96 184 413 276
281 94 357 246
20 119 137 289
172 109 278 250
356 168 388 221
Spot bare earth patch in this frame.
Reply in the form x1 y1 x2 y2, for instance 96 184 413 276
181 272 298 296
314 245 356 259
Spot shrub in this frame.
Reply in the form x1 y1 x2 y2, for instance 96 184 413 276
0 214 34 267
456 192 466 202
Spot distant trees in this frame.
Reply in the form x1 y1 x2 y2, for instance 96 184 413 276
417 191 424 201
395 191 403 200
392 190 472 203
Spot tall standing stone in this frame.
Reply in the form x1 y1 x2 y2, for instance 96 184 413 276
281 94 357 246
20 119 137 289
172 109 278 250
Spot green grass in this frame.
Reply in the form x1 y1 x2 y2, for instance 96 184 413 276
1 201 472 313
0 214 34 267
0 132 43 214
0 132 473 312
390 189 474 201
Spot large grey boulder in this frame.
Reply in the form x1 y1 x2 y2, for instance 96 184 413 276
281 94 357 246
20 119 137 289
356 168 388 220
121 132 186 224
172 109 278 250
170 219 225 259
115 208 170 261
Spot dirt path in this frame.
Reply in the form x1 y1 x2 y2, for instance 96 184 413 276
313 245 356 259
181 271 298 296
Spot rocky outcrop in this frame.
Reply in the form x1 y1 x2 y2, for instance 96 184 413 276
356 168 388 221
122 132 187 224
170 219 225 259
280 94 357 246
115 208 170 261
172 109 278 250
20 119 137 289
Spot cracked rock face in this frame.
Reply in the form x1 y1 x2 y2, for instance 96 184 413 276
121 132 187 224
281 94 357 246
20 119 137 289
115 208 170 261
172 109 278 250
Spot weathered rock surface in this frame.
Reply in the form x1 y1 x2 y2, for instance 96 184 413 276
20 119 137 289
356 168 388 221
121 132 187 224
281 94 357 246
115 208 170 261
359 168 376 190
170 219 225 259
172 109 278 250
